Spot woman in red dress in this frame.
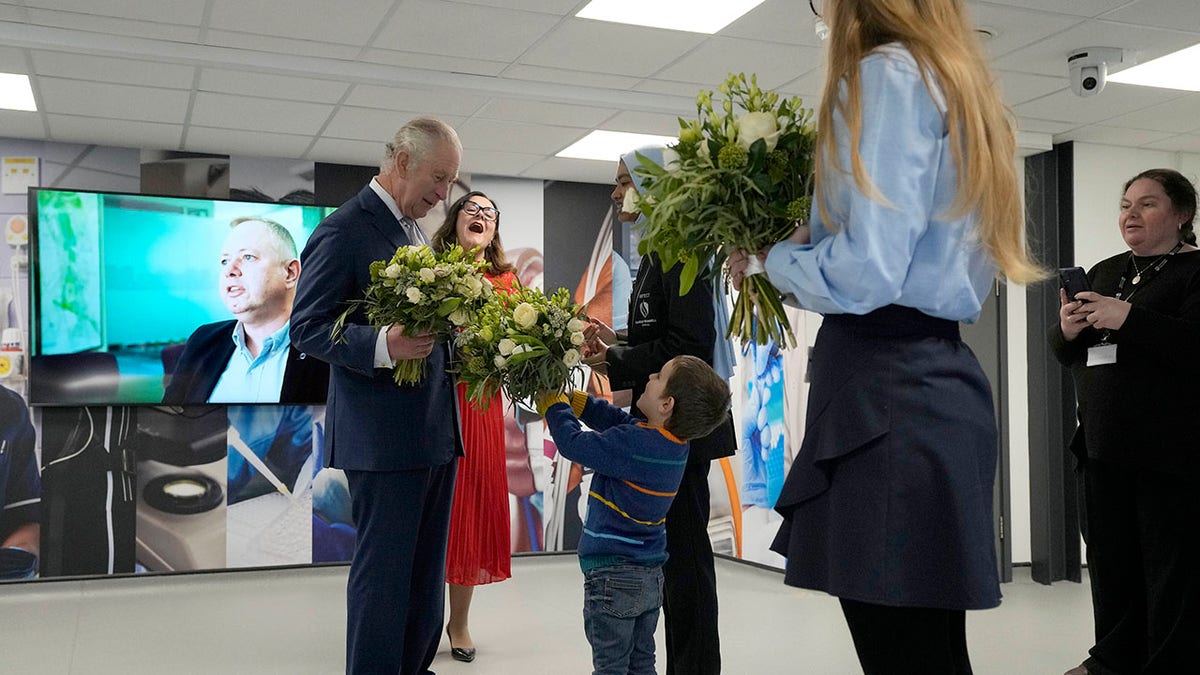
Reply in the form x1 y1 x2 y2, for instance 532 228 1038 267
431 190 517 663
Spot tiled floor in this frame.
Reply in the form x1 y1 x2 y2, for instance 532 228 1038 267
0 555 1093 674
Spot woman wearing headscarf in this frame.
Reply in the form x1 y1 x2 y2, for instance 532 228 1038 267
583 145 737 675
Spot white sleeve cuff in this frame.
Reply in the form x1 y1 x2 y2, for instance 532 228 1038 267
373 326 395 368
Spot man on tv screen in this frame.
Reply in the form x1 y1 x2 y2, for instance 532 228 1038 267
162 216 328 405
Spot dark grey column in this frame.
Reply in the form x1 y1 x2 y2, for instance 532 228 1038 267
1024 143 1082 585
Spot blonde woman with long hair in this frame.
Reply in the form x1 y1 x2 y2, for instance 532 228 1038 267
729 0 1041 672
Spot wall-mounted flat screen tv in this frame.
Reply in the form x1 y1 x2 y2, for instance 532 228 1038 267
29 188 335 406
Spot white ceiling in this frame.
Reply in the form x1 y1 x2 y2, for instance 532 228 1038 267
1 0 1198 183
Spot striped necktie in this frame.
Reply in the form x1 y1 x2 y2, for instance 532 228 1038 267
399 216 429 246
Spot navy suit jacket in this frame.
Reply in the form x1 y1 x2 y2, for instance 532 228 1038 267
290 185 461 471
162 320 329 405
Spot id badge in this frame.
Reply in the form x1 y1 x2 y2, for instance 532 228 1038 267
1087 343 1117 367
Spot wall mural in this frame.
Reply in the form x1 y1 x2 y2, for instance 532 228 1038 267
0 135 799 583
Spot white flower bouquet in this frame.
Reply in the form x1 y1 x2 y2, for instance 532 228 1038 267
630 72 817 347
332 243 490 385
455 285 589 408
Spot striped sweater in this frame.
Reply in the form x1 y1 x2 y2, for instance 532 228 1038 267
543 391 689 572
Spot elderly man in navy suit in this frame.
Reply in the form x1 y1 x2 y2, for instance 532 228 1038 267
291 117 464 675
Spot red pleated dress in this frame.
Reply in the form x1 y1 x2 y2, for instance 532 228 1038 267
446 270 517 586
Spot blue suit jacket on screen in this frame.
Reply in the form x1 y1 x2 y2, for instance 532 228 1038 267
290 185 461 471
161 320 329 405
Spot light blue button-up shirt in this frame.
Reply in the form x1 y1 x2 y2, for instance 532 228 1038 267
765 43 996 324
208 321 292 404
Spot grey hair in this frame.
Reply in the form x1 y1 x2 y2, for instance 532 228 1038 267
381 117 462 172
229 216 298 261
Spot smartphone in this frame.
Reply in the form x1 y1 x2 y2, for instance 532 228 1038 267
1057 266 1091 301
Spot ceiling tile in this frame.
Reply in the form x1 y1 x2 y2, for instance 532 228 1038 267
189 92 334 135
307 137 383 166
342 84 485 117
518 18 706 78
992 19 1200 78
1144 134 1200 154
501 65 642 91
1013 84 1185 126
474 98 618 128
1016 117 1077 135
0 109 46 139
602 110 686 136
185 126 314 160
208 0 395 45
973 0 1132 17
443 0 580 14
520 156 614 183
324 107 470 143
1102 0 1200 32
459 148 543 177
205 30 362 61
47 113 181 150
32 50 195 89
0 45 27 71
27 8 201 41
968 3 1082 59
1054 124 1176 147
653 38 822 90
198 68 350 104
23 0 207 24
37 77 191 122
456 118 589 155
1099 94 1200 134
361 48 507 77
375 0 561 62
0 5 28 21
722 0 824 47
632 79 708 98
996 70 1067 106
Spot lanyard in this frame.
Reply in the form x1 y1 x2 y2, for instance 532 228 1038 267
1114 241 1183 301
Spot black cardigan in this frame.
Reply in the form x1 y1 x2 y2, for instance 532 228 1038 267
1049 249 1200 478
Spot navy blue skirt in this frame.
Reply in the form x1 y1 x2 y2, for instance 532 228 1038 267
770 305 1001 610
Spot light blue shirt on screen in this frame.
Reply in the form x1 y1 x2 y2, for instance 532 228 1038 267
208 321 292 404
764 43 996 324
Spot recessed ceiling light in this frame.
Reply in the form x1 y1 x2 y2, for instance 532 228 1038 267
557 130 678 162
0 73 36 112
576 0 766 34
1108 43 1200 92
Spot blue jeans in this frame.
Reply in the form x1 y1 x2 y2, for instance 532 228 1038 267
583 563 664 675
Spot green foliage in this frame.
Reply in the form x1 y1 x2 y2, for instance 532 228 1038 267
454 285 589 409
632 72 817 346
331 244 490 385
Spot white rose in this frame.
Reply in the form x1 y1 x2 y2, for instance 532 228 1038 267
567 318 587 333
384 264 403 278
736 111 780 152
621 187 640 217
498 338 517 356
494 355 507 368
570 331 585 346
562 349 581 367
419 267 436 283
448 308 470 326
513 303 539 330
405 287 424 303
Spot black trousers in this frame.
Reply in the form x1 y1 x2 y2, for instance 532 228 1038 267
1081 459 1199 675
662 458 721 675
839 598 972 675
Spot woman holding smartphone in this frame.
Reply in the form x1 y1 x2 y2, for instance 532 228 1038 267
1051 168 1200 675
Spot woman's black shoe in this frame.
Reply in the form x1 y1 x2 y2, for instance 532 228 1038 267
450 646 476 663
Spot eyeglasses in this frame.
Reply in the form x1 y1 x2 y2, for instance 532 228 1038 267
462 201 499 221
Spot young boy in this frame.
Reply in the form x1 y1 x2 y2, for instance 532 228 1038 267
537 354 731 675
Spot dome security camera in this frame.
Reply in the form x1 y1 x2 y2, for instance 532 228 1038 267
1068 47 1124 97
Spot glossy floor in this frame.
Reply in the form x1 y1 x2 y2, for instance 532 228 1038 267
0 555 1093 674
